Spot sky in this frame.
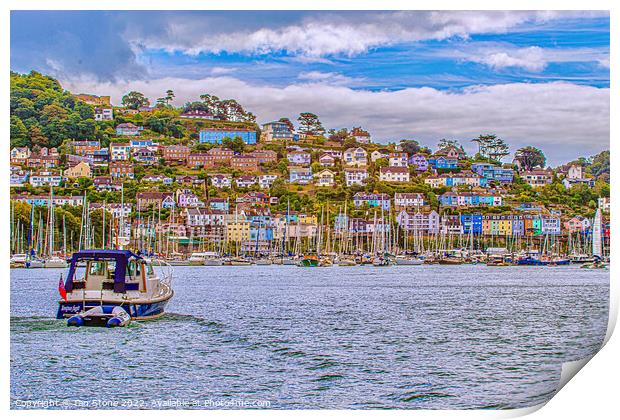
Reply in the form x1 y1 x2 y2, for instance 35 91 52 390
10 10 610 166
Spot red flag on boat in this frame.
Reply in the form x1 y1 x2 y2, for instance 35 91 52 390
58 274 67 300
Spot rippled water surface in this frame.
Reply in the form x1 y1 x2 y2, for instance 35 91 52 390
11 265 609 409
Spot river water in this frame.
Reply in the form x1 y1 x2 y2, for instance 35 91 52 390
10 265 608 409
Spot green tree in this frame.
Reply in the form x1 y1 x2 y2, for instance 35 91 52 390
121 91 150 110
297 112 325 136
514 146 546 171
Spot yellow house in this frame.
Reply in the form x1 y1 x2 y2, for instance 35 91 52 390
424 176 446 189
298 214 318 225
483 215 513 235
226 220 251 242
314 169 336 187
64 161 91 179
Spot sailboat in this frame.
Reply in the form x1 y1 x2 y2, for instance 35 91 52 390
44 187 68 268
581 206 607 269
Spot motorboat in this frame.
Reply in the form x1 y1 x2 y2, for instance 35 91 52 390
187 252 208 266
44 255 69 268
57 250 173 326
230 257 252 266
254 258 273 265
394 255 424 265
10 254 28 268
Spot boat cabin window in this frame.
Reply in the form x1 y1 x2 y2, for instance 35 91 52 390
89 261 106 277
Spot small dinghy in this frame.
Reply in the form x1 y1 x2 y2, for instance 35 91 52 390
67 305 131 328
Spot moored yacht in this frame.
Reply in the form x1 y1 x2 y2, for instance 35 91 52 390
56 250 173 326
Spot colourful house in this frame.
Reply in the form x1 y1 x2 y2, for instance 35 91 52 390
199 128 257 145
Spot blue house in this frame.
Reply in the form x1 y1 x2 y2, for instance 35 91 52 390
471 162 514 183
199 128 257 145
461 214 483 234
428 156 458 169
512 216 525 236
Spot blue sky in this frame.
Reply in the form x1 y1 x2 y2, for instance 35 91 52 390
10 11 610 165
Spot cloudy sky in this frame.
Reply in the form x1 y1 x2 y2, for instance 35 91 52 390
10 10 610 165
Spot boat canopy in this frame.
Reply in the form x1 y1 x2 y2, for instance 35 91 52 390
65 250 143 294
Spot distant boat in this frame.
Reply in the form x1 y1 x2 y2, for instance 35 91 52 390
10 254 28 268
230 257 252 266
394 255 423 266
187 252 207 266
298 255 320 267
44 255 68 268
57 250 174 326
255 258 273 265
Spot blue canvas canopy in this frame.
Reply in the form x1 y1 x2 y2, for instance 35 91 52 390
65 250 142 293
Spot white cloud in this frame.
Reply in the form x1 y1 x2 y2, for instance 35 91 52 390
63 76 609 165
125 11 606 58
471 46 548 71
209 67 238 75
297 71 364 86
461 44 610 72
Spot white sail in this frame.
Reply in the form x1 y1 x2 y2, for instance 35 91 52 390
592 207 602 257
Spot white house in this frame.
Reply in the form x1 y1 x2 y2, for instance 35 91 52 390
259 174 278 189
394 193 425 208
379 166 410 183
30 170 62 187
210 174 233 189
344 167 368 186
343 147 368 167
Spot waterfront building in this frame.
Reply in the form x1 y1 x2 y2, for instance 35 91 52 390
461 214 483 235
199 128 257 145
541 216 562 235
565 216 591 233
13 195 84 207
482 215 513 236
441 215 463 234
396 210 440 234
226 219 251 242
